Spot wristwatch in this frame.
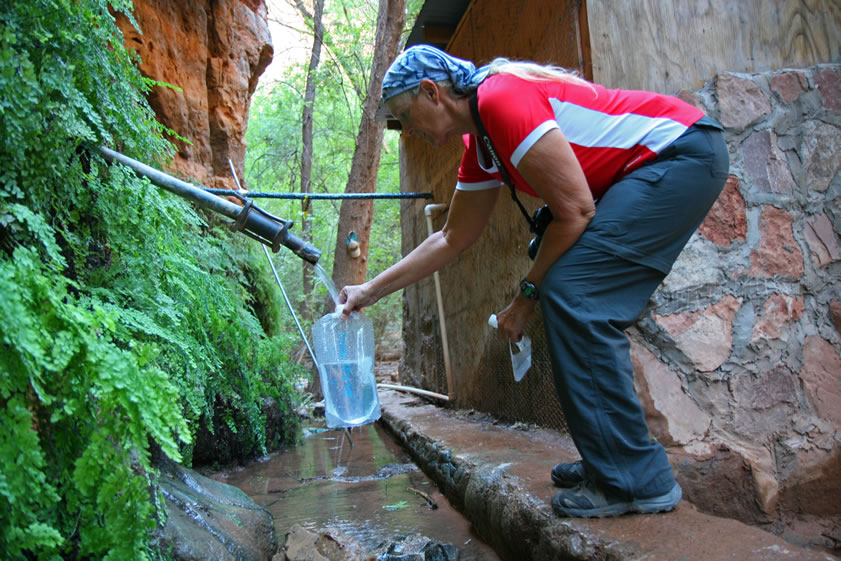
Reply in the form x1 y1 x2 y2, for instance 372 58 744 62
520 278 539 301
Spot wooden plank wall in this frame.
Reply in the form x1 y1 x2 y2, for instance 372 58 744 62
447 0 589 76
587 0 841 93
398 1 588 429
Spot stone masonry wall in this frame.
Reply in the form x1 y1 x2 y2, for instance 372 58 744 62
631 64 841 550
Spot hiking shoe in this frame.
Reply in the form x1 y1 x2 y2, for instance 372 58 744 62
552 480 682 518
551 461 586 487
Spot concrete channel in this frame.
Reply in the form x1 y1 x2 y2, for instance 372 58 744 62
376 389 839 561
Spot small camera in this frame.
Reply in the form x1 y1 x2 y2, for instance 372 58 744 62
527 205 552 260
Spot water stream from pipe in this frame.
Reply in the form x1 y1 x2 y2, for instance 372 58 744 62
312 262 340 309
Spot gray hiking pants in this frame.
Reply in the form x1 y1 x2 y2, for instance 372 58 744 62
540 119 729 499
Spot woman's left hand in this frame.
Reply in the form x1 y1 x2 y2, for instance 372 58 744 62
494 296 537 343
338 282 376 317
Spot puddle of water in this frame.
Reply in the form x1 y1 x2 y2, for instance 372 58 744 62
210 423 501 561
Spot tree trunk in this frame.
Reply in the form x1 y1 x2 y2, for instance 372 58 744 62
299 0 325 324
329 0 405 312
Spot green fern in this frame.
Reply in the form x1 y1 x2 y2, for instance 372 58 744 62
0 1 304 559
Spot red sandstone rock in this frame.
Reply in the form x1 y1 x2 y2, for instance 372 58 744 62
801 336 841 426
814 66 841 112
801 120 841 193
654 295 742 372
742 129 796 194
115 0 272 189
630 338 710 446
770 70 809 103
804 212 841 267
733 365 799 411
778 446 841 520
831 299 841 336
699 175 747 247
676 88 705 110
671 445 765 524
715 73 772 129
730 366 800 442
752 293 805 342
746 205 804 278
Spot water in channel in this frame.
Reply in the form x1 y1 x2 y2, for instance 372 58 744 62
210 422 501 560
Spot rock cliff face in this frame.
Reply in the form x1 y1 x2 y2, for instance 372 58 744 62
114 0 272 188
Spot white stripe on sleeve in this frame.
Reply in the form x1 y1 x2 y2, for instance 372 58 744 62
511 120 559 167
456 179 504 191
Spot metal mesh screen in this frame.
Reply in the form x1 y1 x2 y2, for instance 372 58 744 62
475 314 569 432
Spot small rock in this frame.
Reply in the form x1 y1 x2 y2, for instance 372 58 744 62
422 541 459 561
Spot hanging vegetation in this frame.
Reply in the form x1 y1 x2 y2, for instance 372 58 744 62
0 1 305 558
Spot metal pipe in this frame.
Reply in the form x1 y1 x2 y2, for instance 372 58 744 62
377 383 449 402
201 189 433 200
101 146 242 218
99 146 321 264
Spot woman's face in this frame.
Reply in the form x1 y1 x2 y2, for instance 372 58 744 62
388 81 452 147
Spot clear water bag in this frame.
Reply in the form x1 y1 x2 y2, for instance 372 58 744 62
312 308 381 428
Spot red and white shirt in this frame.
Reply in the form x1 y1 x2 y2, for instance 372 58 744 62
457 73 705 200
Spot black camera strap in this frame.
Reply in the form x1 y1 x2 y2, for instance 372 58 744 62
469 91 537 231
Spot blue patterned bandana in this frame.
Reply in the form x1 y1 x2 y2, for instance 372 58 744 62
381 45 489 101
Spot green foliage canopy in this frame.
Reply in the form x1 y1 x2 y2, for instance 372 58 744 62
246 0 415 335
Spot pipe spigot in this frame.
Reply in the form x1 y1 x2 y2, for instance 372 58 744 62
231 202 321 264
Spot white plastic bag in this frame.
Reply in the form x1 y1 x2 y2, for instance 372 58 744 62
488 314 532 382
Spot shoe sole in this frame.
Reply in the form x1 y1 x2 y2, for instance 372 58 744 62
552 483 682 518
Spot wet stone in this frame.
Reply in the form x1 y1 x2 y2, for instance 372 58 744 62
372 534 458 561
379 554 423 561
422 541 459 561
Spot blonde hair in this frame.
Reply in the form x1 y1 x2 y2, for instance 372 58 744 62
487 58 592 88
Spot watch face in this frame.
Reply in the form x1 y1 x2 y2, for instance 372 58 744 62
520 279 539 300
